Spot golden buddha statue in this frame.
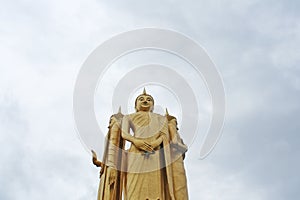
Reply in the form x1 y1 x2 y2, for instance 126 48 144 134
92 89 189 200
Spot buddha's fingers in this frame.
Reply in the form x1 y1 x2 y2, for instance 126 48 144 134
143 144 154 152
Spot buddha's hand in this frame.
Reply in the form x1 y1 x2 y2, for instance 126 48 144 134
133 138 154 152
109 169 117 185
91 150 103 167
91 150 98 162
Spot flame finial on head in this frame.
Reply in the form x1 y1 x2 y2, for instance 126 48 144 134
143 87 147 95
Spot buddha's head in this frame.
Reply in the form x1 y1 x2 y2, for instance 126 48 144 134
135 88 154 112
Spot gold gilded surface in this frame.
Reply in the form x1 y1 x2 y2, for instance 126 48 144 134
92 89 189 200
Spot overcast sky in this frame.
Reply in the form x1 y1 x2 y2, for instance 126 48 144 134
1 0 300 199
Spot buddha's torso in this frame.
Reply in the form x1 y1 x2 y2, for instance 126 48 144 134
127 111 167 139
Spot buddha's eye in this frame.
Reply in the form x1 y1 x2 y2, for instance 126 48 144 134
147 97 151 101
139 97 144 101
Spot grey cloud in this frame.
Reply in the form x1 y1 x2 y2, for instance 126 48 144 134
1 0 300 199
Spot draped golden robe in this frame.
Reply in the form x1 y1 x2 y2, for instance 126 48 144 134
97 112 188 200
122 111 189 200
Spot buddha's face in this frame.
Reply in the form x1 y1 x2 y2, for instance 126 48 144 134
135 94 154 112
